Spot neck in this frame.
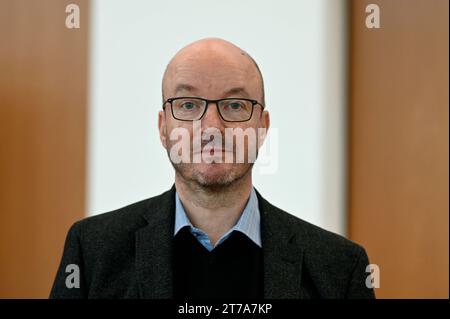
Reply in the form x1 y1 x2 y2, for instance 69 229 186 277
175 171 253 246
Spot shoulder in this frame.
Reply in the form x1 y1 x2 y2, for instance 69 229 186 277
258 194 369 274
257 191 364 255
282 207 364 255
69 187 174 243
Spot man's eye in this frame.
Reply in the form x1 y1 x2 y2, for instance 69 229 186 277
229 103 242 110
181 102 196 110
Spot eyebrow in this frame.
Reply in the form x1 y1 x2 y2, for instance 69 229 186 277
174 84 250 98
174 83 197 94
223 87 250 97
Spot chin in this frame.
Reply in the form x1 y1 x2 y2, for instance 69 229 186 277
173 161 253 188
193 163 236 186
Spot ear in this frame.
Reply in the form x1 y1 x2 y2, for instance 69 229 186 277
261 109 270 131
258 110 270 149
158 110 168 149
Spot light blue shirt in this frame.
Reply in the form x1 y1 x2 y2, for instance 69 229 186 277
174 187 262 251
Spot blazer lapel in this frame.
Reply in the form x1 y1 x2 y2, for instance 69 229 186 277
135 186 176 298
257 190 305 298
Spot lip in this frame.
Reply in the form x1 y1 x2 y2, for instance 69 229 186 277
193 149 234 155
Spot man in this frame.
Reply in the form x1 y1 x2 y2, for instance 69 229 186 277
50 38 375 299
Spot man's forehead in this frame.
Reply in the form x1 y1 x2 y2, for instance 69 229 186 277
166 60 255 95
168 52 254 79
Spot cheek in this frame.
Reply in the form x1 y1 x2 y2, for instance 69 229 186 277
165 121 194 143
226 123 260 153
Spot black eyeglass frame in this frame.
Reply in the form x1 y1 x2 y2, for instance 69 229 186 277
162 96 265 122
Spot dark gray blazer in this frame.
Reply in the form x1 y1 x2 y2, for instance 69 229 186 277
50 186 375 299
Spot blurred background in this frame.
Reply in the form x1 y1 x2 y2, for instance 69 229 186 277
0 0 448 298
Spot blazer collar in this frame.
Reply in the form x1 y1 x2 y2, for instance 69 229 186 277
135 185 304 298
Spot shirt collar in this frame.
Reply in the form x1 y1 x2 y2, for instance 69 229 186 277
174 187 261 248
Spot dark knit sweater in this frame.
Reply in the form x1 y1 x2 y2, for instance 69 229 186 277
173 227 263 299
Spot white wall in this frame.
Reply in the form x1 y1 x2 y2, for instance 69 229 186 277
88 0 348 235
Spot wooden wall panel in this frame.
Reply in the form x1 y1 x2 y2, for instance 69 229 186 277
0 0 88 298
348 0 448 298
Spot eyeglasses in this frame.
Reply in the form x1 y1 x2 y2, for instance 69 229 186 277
162 97 264 122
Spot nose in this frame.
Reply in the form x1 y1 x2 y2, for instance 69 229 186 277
201 101 224 129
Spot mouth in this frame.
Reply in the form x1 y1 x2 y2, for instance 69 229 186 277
193 149 234 155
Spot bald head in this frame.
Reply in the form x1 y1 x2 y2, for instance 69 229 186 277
162 38 265 105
